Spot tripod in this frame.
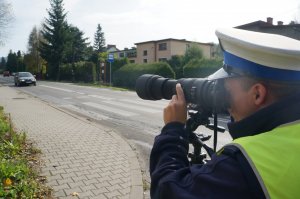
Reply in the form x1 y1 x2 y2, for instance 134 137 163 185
185 109 225 165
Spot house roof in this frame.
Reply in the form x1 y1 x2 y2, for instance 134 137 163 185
235 20 300 30
235 20 270 29
135 38 213 46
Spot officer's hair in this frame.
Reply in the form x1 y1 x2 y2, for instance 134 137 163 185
240 76 300 100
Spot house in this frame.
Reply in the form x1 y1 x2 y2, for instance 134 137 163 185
106 45 119 53
134 38 214 64
112 47 137 63
235 17 300 40
107 38 215 64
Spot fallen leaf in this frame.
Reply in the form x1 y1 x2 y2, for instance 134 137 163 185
71 192 79 196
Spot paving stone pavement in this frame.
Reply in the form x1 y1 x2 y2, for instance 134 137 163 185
0 86 144 199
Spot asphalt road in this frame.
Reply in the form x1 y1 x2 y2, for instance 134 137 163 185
0 75 233 192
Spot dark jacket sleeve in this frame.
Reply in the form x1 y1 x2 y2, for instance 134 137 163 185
150 122 256 199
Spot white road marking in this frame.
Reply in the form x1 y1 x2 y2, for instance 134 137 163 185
60 104 109 120
76 96 89 99
120 99 167 109
39 85 75 92
102 100 160 113
82 102 137 117
88 95 113 100
76 92 85 95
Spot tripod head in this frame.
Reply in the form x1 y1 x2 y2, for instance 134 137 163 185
185 108 225 165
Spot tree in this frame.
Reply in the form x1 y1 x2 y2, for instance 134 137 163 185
40 0 68 80
6 50 17 72
64 25 90 64
93 24 106 52
183 43 203 64
26 26 45 75
0 57 6 70
212 43 223 59
16 50 25 71
0 0 14 46
63 24 90 82
167 55 184 79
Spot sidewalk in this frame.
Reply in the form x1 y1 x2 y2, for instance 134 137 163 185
0 86 143 199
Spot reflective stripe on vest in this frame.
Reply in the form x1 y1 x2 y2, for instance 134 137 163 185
227 121 300 199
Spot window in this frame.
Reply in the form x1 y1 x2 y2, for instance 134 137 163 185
158 43 167 51
119 52 124 57
158 58 167 62
143 59 148 63
143 50 148 56
127 51 137 58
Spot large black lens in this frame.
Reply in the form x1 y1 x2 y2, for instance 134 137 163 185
136 74 177 100
135 74 227 113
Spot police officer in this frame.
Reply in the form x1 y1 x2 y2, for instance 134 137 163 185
150 28 300 199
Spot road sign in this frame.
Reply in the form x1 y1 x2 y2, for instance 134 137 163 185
108 54 114 63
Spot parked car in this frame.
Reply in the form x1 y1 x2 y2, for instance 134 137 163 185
3 71 10 77
14 72 36 86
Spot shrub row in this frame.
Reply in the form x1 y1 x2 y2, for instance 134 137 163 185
60 61 96 82
183 58 223 78
57 58 222 88
113 62 175 89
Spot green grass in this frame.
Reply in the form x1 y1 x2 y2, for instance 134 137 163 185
0 107 53 198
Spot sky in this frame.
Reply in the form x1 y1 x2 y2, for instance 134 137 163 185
0 0 300 57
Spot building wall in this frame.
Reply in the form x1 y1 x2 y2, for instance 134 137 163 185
135 39 213 64
156 40 172 61
136 43 156 64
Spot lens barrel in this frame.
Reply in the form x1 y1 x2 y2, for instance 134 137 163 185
136 74 177 100
136 74 228 113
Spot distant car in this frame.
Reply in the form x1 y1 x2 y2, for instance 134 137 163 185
3 71 10 77
14 72 36 86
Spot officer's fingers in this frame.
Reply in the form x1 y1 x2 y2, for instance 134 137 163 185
171 94 177 102
176 84 185 102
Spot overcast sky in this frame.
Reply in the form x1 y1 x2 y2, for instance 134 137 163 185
0 0 299 57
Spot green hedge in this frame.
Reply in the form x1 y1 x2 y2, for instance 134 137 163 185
113 62 175 89
183 58 223 78
60 61 96 82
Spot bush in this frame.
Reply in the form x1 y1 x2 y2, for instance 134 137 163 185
167 55 184 79
60 63 73 81
60 61 96 83
75 61 96 83
113 62 175 89
183 58 223 78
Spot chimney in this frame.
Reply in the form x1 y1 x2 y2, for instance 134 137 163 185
277 21 283 25
267 17 273 25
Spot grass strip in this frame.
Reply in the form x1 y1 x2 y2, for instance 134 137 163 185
0 106 53 198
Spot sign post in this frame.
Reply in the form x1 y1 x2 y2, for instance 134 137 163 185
107 54 114 86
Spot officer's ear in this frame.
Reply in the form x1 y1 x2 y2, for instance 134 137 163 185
251 83 268 106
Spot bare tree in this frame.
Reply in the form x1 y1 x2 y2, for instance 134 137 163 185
0 0 14 45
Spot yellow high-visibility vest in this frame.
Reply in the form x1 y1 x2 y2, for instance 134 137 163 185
228 122 300 199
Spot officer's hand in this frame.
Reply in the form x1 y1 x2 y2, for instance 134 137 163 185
163 83 187 124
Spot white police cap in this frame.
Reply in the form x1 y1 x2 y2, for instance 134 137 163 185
208 28 300 82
